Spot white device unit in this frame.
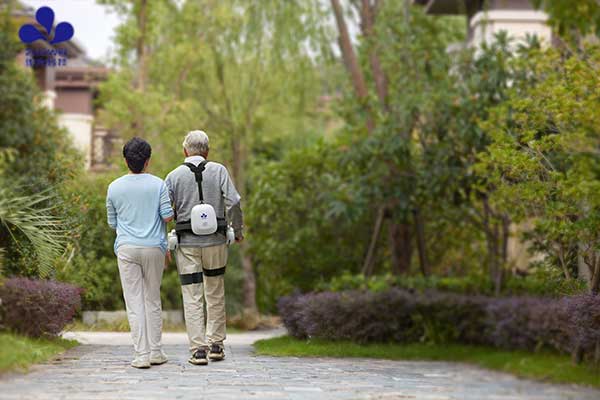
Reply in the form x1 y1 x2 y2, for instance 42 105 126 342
190 203 218 235
167 229 178 250
226 226 235 245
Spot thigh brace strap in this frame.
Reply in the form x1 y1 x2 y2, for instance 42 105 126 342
179 271 203 285
203 266 226 277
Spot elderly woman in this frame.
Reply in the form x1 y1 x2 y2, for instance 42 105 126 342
106 137 173 368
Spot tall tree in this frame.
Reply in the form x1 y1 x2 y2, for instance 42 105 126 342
329 0 429 276
99 0 330 316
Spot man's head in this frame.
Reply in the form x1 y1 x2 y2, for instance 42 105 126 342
123 137 151 174
183 130 209 158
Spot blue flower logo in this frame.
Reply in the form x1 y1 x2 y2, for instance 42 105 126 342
200 213 208 219
19 6 74 44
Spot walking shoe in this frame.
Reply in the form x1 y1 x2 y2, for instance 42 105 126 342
131 355 151 369
188 348 209 365
150 350 168 365
208 343 225 361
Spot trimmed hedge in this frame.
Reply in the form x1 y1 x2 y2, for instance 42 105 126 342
0 277 82 337
278 290 600 363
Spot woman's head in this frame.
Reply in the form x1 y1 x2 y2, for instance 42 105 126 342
123 137 151 173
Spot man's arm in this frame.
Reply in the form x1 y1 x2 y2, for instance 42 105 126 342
220 166 244 239
106 188 117 230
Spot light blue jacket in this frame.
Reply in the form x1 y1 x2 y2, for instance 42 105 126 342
106 173 173 254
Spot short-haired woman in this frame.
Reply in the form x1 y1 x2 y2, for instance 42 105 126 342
106 137 174 368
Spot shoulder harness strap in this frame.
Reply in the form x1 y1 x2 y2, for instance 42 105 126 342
182 160 208 203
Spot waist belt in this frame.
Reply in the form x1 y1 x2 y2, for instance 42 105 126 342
175 218 227 236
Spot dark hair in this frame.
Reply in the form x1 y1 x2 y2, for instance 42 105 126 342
122 137 151 173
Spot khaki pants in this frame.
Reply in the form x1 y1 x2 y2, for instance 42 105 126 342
176 244 227 352
116 246 165 358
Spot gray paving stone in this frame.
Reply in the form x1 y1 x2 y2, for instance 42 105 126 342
0 330 598 399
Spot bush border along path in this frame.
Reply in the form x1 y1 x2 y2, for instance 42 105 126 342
278 289 600 363
0 332 78 373
254 335 600 388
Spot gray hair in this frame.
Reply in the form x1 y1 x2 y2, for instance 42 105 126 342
183 130 209 155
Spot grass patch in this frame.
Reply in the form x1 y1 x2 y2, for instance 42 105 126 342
0 332 78 373
254 336 600 388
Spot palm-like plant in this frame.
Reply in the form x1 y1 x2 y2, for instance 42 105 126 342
0 148 68 277
0 182 68 277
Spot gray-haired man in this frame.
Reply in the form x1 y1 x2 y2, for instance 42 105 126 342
165 130 243 365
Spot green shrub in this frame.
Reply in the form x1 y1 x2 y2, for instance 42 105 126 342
55 174 122 310
248 142 371 312
0 13 82 277
318 271 587 297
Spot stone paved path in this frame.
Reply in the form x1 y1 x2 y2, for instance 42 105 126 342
0 329 598 400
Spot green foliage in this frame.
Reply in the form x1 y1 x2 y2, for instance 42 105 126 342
248 141 371 311
66 0 600 311
318 270 586 297
0 332 78 373
247 4 573 305
0 10 82 277
0 185 69 277
98 0 332 175
477 44 600 291
532 0 600 39
99 0 336 312
54 174 123 310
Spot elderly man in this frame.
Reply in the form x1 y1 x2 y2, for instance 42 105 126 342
165 130 243 365
106 137 173 368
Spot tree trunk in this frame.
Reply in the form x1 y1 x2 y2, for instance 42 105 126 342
230 134 258 313
572 343 584 365
240 241 258 313
360 0 388 110
590 261 600 295
557 245 572 280
487 230 501 296
413 208 428 276
389 219 412 275
362 205 386 276
330 0 374 133
483 198 502 295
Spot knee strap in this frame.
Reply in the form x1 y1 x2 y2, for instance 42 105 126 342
179 271 203 285
203 266 226 277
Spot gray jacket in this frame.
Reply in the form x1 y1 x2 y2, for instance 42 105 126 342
165 155 243 247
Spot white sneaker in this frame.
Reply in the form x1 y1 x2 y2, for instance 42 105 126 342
150 350 168 365
131 355 151 369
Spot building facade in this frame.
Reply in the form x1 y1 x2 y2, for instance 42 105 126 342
12 4 116 170
415 0 551 47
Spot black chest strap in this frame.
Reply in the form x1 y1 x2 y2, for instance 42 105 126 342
183 161 207 202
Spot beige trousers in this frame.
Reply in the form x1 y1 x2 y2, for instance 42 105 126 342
176 244 227 352
116 245 165 358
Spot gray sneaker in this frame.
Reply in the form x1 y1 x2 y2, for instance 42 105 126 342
208 344 225 361
188 348 208 366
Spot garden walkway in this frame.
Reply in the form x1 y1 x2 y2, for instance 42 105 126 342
0 329 598 400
